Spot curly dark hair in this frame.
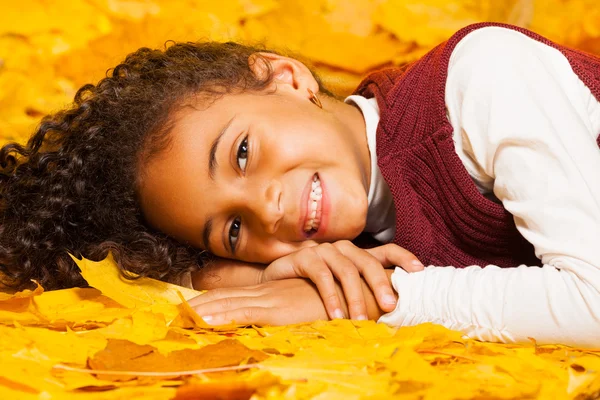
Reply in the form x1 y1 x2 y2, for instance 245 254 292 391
0 41 332 290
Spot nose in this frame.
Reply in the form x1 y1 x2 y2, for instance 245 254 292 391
247 179 284 234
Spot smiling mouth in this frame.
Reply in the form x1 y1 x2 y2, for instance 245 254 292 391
304 174 323 232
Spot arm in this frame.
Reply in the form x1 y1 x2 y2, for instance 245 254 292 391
380 27 600 346
192 242 421 320
188 269 392 325
191 258 265 290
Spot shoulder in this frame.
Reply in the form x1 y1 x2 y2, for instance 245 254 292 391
445 25 573 92
450 26 549 69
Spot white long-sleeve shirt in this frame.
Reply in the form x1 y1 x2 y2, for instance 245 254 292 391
373 27 600 347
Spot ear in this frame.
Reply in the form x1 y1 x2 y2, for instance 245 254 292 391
248 52 319 98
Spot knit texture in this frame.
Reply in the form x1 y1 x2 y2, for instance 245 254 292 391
355 23 600 268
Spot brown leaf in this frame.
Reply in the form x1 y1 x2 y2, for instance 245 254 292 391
88 338 269 381
174 371 283 400
174 381 257 400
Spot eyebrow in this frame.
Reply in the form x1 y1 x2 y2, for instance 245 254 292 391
208 115 236 180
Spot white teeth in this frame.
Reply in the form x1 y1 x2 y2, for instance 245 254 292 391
310 176 322 200
305 175 322 232
311 176 321 189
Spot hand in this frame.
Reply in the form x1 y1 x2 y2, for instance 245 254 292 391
191 258 265 290
259 241 423 321
188 279 330 326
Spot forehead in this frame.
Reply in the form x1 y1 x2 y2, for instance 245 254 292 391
154 104 216 179
138 100 227 241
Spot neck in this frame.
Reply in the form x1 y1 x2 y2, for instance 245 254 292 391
322 95 372 192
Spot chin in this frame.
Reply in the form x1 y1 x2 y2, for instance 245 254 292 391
351 223 367 240
335 220 367 242
328 193 368 241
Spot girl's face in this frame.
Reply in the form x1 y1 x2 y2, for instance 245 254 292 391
139 54 371 264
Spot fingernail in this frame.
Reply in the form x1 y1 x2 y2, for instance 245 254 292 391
383 294 397 305
202 315 228 325
356 315 368 321
412 260 424 268
332 309 344 320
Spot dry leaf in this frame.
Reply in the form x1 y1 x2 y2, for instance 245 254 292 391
374 0 492 46
174 371 283 400
0 281 43 301
172 291 240 331
71 253 202 308
88 338 269 381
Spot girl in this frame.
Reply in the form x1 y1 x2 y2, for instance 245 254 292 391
1 22 599 346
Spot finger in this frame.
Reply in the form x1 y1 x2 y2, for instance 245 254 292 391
191 296 268 319
292 247 346 320
365 244 424 272
187 287 262 308
314 243 368 320
202 307 272 326
203 308 283 326
335 242 397 312
261 257 298 282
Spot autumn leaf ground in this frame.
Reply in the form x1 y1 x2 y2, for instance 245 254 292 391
1 256 600 399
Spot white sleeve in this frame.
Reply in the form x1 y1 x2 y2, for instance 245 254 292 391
378 27 600 347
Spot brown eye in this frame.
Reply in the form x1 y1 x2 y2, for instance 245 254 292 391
237 136 248 172
228 217 241 252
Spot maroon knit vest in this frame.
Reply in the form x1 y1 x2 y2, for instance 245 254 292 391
355 23 600 268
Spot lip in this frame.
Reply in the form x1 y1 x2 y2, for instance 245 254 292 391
298 173 329 238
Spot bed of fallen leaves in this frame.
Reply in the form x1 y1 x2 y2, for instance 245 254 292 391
0 255 599 399
2 0 600 144
2 1 600 399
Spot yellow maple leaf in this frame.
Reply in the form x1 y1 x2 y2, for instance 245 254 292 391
71 253 202 308
71 254 245 331
374 0 492 46
0 281 43 301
